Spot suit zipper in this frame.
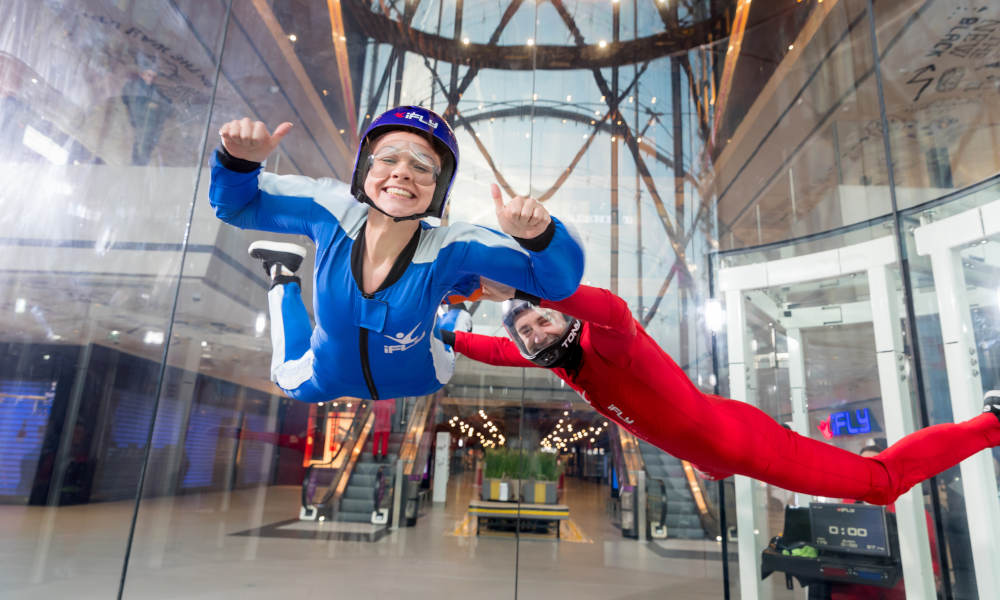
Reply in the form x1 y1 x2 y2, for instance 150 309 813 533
359 294 380 400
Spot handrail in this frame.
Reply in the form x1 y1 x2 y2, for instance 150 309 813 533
607 425 634 492
647 476 669 529
618 428 645 487
412 396 439 480
715 171 1000 259
398 393 435 480
680 459 721 538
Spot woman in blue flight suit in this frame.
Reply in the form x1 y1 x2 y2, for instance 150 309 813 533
209 106 584 402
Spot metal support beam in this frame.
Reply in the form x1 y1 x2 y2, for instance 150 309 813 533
867 265 936 598
725 288 771 600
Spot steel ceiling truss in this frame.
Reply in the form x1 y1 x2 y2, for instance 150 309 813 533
348 0 727 328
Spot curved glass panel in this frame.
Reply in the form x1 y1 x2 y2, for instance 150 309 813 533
0 1 228 597
9 1 1000 599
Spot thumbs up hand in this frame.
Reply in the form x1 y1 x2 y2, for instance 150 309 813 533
492 183 550 239
219 118 293 163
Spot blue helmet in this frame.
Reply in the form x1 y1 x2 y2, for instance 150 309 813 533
351 106 459 220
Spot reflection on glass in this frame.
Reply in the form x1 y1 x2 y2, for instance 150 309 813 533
0 0 229 597
14 0 1000 598
874 1 1000 203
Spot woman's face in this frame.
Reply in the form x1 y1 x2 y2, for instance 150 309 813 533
362 131 441 218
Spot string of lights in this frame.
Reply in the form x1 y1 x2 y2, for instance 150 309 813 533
448 409 506 448
540 411 609 452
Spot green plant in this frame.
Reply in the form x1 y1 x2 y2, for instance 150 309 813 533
536 452 560 481
484 448 560 480
483 448 505 478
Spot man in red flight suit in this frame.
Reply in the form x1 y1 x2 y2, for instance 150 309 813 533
438 282 1000 505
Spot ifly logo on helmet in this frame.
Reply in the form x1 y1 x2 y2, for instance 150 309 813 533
402 111 439 129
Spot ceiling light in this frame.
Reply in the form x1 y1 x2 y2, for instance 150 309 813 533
288 34 297 42
144 330 164 345
14 298 26 314
462 37 470 45
526 38 534 46
598 40 607 49
255 313 267 335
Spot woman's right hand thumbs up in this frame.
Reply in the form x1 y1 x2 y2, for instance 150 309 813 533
219 118 293 163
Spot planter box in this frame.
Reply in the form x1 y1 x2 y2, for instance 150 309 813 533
479 477 517 502
522 480 557 504
482 478 501 500
482 478 522 501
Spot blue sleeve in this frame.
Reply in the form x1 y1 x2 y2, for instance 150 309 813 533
209 151 358 241
432 218 585 301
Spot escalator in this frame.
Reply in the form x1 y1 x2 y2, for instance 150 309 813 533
608 425 719 540
299 401 372 521
299 394 438 525
637 439 717 539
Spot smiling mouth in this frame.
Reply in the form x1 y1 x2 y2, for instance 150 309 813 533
383 186 415 199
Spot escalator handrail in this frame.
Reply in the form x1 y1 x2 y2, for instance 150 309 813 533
607 426 632 492
646 475 669 527
397 393 435 479
679 459 721 538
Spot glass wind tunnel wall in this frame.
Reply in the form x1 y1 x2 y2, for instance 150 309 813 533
711 0 1000 598
8 0 1000 599
0 0 727 598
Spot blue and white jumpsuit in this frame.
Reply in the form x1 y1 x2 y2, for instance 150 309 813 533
209 152 585 402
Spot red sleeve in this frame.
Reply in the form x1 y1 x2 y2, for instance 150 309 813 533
539 285 636 338
454 331 538 368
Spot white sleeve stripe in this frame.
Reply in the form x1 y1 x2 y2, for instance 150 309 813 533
259 173 367 239
414 223 525 264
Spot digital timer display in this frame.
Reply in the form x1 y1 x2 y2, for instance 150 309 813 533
809 502 890 557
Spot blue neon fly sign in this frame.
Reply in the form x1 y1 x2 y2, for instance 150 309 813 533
829 408 873 436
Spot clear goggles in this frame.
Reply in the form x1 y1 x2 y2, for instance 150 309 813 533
367 143 441 185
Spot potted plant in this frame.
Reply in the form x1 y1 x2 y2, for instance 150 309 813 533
482 448 506 500
522 451 560 504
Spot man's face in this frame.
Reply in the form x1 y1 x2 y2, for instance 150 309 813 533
513 309 567 354
362 131 441 218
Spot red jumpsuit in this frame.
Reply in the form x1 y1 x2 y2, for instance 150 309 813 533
372 399 395 458
453 285 1000 504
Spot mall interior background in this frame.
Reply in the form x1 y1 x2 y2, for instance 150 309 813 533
1 0 999 598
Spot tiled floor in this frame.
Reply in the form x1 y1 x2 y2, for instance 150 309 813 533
0 472 740 599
